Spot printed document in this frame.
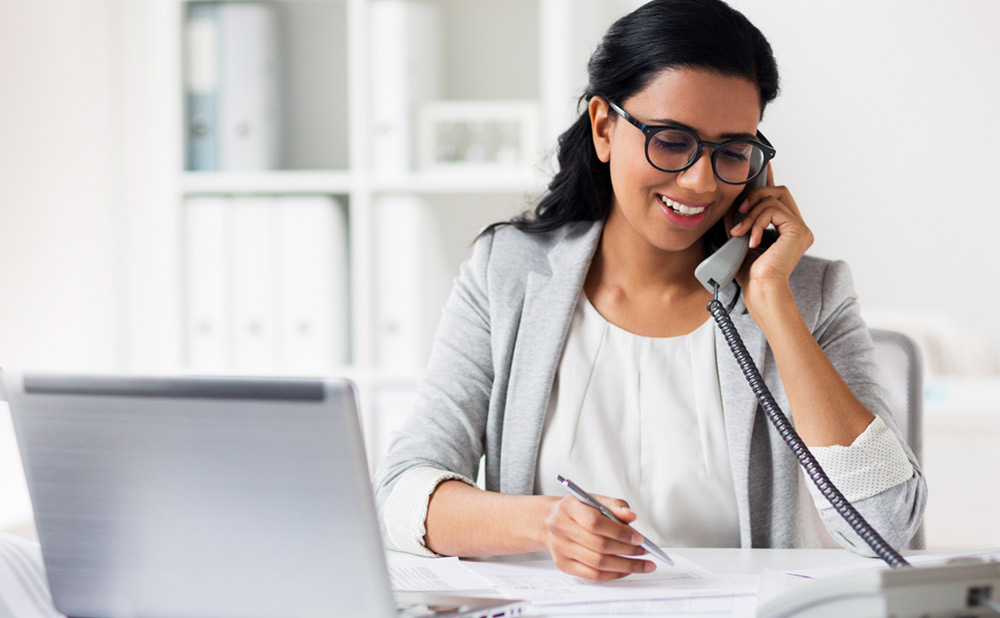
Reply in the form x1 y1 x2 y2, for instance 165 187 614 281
389 556 497 591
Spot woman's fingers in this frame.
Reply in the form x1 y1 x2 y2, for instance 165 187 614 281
544 496 655 581
554 551 653 581
730 195 806 248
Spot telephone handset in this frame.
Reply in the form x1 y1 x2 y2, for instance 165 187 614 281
693 169 765 293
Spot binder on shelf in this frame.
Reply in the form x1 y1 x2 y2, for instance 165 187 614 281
184 2 281 171
184 3 220 171
218 2 281 170
184 195 349 375
375 196 422 371
369 0 443 173
183 196 230 371
374 195 451 372
231 196 277 373
274 195 350 372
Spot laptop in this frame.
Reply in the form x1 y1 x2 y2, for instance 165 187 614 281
1 371 524 618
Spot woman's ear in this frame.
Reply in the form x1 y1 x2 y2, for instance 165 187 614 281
588 97 613 163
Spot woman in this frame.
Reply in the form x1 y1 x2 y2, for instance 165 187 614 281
374 0 925 582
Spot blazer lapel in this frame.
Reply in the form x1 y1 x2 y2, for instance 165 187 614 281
500 222 602 495
714 287 769 547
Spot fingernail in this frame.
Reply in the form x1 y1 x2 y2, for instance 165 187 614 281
730 223 741 234
644 561 656 573
632 532 643 545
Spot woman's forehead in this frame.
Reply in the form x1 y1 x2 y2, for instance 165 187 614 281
625 68 762 138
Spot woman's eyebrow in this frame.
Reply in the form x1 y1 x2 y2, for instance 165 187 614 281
648 117 757 140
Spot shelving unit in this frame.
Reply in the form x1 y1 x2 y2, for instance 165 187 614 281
118 0 644 464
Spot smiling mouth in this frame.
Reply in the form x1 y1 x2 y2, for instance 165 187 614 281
659 195 707 216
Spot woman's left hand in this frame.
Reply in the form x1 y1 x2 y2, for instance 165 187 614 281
728 163 813 308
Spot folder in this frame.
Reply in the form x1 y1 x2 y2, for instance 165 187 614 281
374 196 422 370
274 195 350 372
231 196 277 372
184 3 219 170
369 0 443 172
184 3 281 171
374 195 452 372
183 196 230 370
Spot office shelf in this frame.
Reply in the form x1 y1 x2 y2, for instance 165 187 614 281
119 0 644 464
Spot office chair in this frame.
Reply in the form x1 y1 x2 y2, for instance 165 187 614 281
869 328 925 549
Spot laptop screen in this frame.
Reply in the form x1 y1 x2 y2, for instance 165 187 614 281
3 372 397 618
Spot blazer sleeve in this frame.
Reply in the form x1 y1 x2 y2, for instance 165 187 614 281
372 229 497 551
808 260 928 554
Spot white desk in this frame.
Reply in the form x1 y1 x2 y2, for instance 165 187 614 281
392 547 926 617
2 538 984 618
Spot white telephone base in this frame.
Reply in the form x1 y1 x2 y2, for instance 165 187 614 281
757 560 1000 618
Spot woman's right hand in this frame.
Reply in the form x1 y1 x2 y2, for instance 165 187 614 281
542 495 655 581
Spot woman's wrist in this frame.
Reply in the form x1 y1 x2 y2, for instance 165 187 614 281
530 495 562 551
426 482 563 556
743 278 796 324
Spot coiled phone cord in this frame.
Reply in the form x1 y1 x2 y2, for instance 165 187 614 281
707 286 911 569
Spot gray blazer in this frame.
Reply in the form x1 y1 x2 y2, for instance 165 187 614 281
373 220 926 554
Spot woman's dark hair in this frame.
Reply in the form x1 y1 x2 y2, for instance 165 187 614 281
483 0 779 245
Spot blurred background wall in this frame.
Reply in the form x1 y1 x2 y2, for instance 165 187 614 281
2 0 998 546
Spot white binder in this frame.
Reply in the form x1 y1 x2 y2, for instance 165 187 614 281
274 195 350 372
369 0 443 172
183 196 230 370
374 195 452 372
218 3 281 170
184 3 220 170
231 196 277 372
374 196 422 370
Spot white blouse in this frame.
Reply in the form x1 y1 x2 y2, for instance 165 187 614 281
534 295 741 547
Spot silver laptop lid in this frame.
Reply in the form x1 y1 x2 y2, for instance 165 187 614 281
2 372 396 618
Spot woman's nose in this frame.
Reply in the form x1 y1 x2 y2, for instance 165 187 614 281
675 150 718 194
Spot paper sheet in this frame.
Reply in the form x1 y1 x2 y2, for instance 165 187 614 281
389 556 497 591
0 533 64 618
755 568 816 607
462 553 757 606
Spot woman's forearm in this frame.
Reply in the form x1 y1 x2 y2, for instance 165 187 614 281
745 282 874 447
424 480 560 556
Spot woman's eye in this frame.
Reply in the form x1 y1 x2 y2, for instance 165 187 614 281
720 147 749 162
651 137 691 153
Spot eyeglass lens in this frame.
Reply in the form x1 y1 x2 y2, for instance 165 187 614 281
648 129 766 183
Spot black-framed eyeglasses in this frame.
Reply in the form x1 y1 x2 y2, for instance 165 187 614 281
604 98 776 185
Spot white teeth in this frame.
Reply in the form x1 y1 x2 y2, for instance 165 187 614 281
660 196 705 216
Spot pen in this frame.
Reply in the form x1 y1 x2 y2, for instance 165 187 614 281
556 475 674 566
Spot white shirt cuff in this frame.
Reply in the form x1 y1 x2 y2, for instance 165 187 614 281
382 467 477 556
806 415 915 510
